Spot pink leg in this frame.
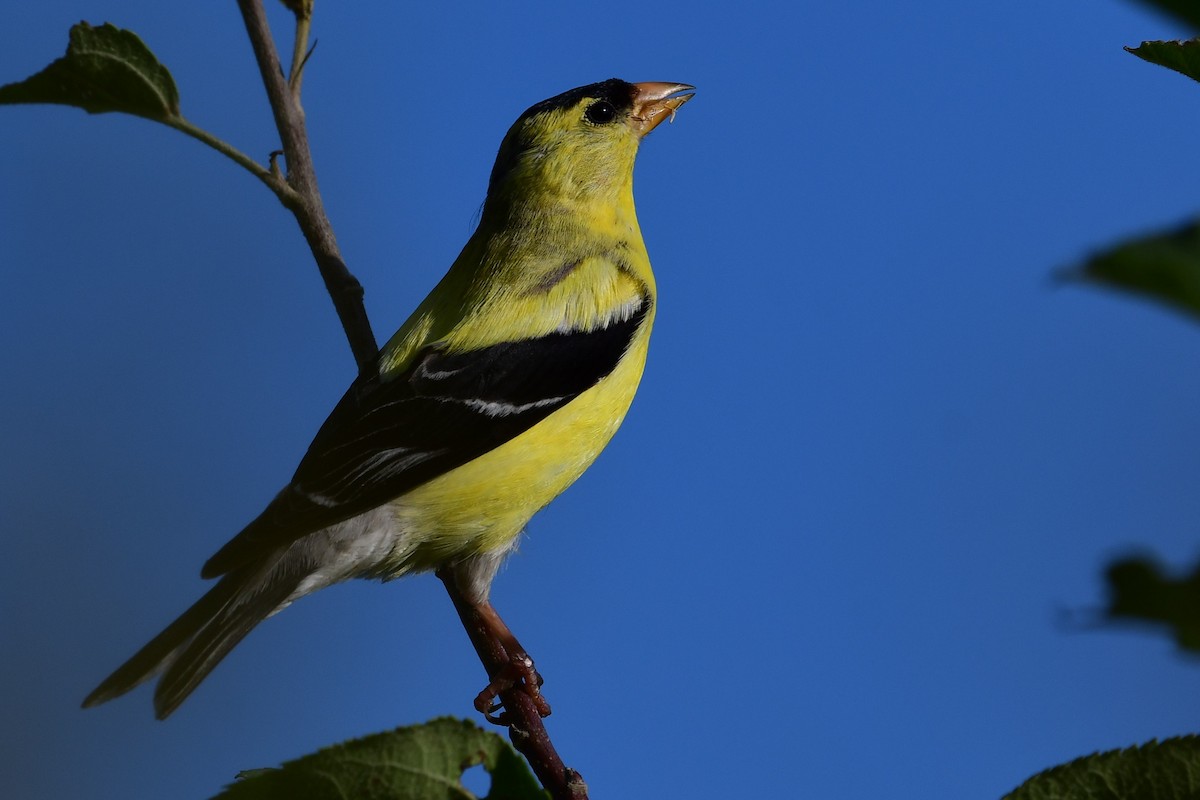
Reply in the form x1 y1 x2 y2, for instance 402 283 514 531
437 568 551 725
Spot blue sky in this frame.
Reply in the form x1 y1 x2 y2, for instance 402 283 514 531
3 1 1200 798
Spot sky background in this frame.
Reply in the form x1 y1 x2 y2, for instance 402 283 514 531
3 1 1200 798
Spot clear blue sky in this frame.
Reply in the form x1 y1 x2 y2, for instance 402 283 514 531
3 2 1200 798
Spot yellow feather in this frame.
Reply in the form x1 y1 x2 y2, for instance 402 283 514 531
365 89 668 572
393 318 652 568
81 79 692 717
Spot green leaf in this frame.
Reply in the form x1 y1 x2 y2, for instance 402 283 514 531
1004 737 1200 799
212 717 548 800
1129 0 1200 31
1072 219 1200 322
1105 556 1200 652
1126 40 1200 84
0 22 179 121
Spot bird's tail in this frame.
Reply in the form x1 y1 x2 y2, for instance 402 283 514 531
82 549 307 719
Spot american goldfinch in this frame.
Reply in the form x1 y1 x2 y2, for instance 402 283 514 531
83 78 694 719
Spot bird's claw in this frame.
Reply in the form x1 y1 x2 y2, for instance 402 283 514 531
475 651 551 726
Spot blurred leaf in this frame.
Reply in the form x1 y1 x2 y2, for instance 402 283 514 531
1126 40 1200 83
0 22 179 120
213 717 547 800
1004 737 1200 799
1105 556 1200 651
1129 0 1200 30
1072 219 1200 322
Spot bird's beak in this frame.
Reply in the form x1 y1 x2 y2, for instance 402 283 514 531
630 82 695 137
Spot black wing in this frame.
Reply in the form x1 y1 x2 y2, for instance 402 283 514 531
201 301 648 578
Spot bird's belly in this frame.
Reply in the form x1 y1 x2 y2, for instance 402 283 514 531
384 331 650 573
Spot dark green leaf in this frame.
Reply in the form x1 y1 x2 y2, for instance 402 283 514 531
1129 0 1200 31
1004 737 1200 799
212 717 547 800
0 22 179 120
1105 555 1200 652
1072 219 1200 322
1126 40 1200 84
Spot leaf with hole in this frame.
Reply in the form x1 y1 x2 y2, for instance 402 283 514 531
211 717 548 800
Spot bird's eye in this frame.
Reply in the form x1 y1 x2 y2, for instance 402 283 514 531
584 100 617 125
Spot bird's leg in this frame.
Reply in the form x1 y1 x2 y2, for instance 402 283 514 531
437 568 551 725
470 599 550 722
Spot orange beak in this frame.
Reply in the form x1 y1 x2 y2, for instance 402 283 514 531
630 82 695 137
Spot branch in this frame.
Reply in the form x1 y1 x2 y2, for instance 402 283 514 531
285 0 314 105
234 5 584 794
165 115 297 203
438 572 589 800
235 0 378 376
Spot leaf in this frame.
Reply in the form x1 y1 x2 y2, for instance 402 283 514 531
1071 219 1200 323
211 717 548 800
0 22 179 121
1105 556 1200 652
1129 0 1200 31
1126 40 1200 84
1004 737 1200 799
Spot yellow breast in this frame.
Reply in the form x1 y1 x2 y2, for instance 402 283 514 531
389 314 652 571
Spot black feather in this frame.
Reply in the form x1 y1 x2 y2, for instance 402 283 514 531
517 78 635 121
488 78 636 194
153 556 308 718
82 552 302 718
201 300 649 578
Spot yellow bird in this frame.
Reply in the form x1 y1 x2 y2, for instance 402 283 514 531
83 78 693 719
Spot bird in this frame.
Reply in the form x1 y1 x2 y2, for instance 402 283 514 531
82 78 694 720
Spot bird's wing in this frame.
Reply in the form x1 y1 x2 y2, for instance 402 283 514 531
201 300 649 578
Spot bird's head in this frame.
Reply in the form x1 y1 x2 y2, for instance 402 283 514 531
484 79 694 217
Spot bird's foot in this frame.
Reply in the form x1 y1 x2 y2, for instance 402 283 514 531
475 650 551 725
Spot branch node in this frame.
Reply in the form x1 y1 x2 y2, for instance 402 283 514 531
297 38 318 82
237 0 378 371
565 770 589 799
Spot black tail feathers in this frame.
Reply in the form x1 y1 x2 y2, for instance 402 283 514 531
83 551 305 718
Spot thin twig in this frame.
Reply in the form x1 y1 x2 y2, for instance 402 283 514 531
438 571 589 800
165 116 297 204
235 4 583 793
287 2 313 107
235 0 377 375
